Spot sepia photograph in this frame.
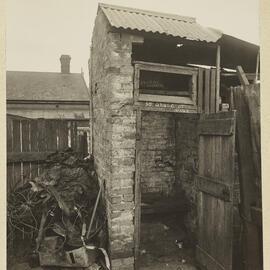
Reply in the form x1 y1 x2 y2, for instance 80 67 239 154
5 0 264 269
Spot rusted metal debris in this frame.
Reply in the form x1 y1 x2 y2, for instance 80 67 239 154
8 149 108 269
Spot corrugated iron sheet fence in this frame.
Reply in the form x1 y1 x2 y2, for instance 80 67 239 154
7 118 88 193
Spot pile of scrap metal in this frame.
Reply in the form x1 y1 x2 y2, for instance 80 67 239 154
7 149 110 270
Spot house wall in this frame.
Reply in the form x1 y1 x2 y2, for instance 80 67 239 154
7 103 90 120
90 9 143 270
140 112 176 198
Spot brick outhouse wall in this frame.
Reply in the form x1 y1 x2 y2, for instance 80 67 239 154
140 112 176 198
90 9 143 270
175 114 199 233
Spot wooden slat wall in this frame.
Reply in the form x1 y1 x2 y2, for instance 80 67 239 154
6 118 88 193
197 68 219 114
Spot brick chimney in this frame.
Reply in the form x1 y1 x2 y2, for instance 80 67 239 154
60 55 71 74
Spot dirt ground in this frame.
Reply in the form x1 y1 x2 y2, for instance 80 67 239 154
9 212 199 270
139 213 198 270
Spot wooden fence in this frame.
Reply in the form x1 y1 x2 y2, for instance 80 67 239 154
7 117 89 193
197 68 219 114
231 84 262 269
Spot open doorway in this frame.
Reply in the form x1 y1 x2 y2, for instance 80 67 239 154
138 111 199 270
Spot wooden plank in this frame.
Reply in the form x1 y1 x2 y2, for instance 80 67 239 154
78 132 88 156
216 45 221 112
21 120 31 184
200 110 236 120
198 118 234 136
243 84 261 193
7 151 55 163
37 119 47 174
233 87 257 219
196 175 232 202
70 121 78 150
58 121 69 150
140 89 190 96
191 70 198 106
138 94 194 105
250 206 262 227
255 50 260 83
204 69 210 113
7 164 14 193
134 109 142 270
222 127 235 270
210 68 216 113
30 120 39 179
12 120 22 188
136 101 197 114
236 66 249 86
233 86 261 270
6 118 14 193
196 245 225 270
133 61 198 75
197 68 204 113
7 117 13 152
45 120 57 151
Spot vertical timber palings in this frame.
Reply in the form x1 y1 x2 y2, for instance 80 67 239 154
30 120 39 179
210 68 216 113
12 120 22 189
58 120 69 151
37 119 47 175
89 45 94 155
21 120 31 184
216 45 221 112
254 49 260 83
134 109 142 270
233 86 262 270
204 69 210 114
197 68 204 113
7 117 14 193
46 120 57 151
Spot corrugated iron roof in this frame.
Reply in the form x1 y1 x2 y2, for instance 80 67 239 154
6 71 90 101
99 3 222 43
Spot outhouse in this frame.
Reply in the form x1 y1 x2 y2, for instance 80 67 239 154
89 3 259 270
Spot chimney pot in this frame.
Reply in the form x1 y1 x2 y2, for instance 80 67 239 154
60 55 71 74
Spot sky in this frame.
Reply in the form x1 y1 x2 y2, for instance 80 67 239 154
6 0 260 85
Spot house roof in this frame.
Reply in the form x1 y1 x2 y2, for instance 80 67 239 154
6 71 90 102
99 3 222 43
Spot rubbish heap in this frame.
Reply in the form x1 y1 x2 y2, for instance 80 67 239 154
8 149 109 269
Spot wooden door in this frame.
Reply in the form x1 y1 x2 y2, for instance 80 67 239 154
196 111 236 270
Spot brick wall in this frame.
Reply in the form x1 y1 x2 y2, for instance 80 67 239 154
91 8 200 266
141 111 176 198
90 9 143 270
175 114 199 233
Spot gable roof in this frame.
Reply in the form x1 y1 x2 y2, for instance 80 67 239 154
6 71 89 102
99 3 222 43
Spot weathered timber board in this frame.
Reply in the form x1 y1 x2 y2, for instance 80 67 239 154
196 111 236 270
135 101 197 113
196 175 232 201
21 120 31 183
198 118 234 136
